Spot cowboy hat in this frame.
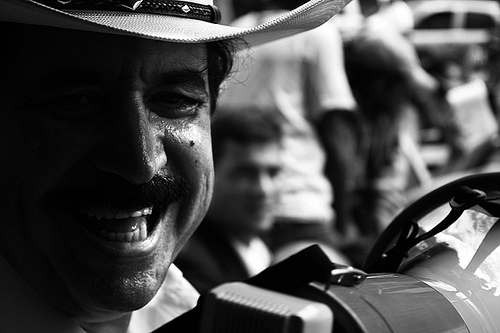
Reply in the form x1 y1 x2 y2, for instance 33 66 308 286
0 0 351 45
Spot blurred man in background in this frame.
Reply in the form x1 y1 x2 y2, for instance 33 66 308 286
219 0 357 265
176 108 284 293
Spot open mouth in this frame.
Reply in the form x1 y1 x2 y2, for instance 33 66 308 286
53 173 189 244
78 206 162 243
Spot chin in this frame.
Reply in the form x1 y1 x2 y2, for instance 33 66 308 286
78 265 169 313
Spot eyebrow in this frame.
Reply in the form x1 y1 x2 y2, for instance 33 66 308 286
26 67 209 95
157 68 209 93
160 68 207 85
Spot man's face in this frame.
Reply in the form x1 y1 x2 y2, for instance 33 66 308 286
208 140 282 239
0 26 213 319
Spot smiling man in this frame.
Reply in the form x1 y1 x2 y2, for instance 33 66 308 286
0 24 217 333
0 0 349 332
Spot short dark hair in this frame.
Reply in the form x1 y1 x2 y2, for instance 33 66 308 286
211 107 283 162
206 40 237 113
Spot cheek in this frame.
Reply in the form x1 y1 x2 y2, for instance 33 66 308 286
164 118 212 187
214 176 245 198
189 125 214 217
164 119 214 248
0 109 83 214
188 139 213 213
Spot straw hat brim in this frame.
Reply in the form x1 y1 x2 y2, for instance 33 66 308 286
0 0 351 46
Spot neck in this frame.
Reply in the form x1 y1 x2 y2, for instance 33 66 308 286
230 231 257 247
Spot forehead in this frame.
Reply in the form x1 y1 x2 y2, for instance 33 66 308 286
219 140 282 165
6 25 208 86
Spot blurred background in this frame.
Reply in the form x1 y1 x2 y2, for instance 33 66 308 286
184 4 500 330
215 0 500 175
207 0 500 267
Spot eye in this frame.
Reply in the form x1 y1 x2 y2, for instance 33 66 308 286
146 91 203 118
42 92 100 120
268 166 282 179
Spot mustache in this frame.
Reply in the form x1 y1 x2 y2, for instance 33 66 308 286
62 173 191 211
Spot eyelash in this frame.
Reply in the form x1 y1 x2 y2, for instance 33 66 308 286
42 93 99 120
41 91 206 121
145 91 203 118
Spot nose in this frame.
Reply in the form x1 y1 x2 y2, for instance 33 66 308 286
251 171 278 199
92 92 167 185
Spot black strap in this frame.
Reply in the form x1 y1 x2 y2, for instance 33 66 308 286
379 186 500 272
36 0 222 23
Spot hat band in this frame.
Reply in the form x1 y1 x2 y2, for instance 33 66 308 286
35 0 221 23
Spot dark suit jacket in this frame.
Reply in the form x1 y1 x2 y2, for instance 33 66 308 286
174 219 251 294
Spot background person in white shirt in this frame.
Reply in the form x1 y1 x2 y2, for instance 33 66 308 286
219 0 357 265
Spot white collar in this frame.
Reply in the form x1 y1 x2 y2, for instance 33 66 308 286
230 237 273 276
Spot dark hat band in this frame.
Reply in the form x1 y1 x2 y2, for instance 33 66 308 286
35 0 221 23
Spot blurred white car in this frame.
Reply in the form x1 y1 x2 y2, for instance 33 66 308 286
407 0 500 64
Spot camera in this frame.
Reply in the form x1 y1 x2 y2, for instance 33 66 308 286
197 172 500 333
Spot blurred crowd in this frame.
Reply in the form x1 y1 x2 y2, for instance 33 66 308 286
175 0 500 285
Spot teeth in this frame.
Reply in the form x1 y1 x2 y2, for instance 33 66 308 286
131 211 142 218
82 207 153 243
98 220 148 243
85 207 153 220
